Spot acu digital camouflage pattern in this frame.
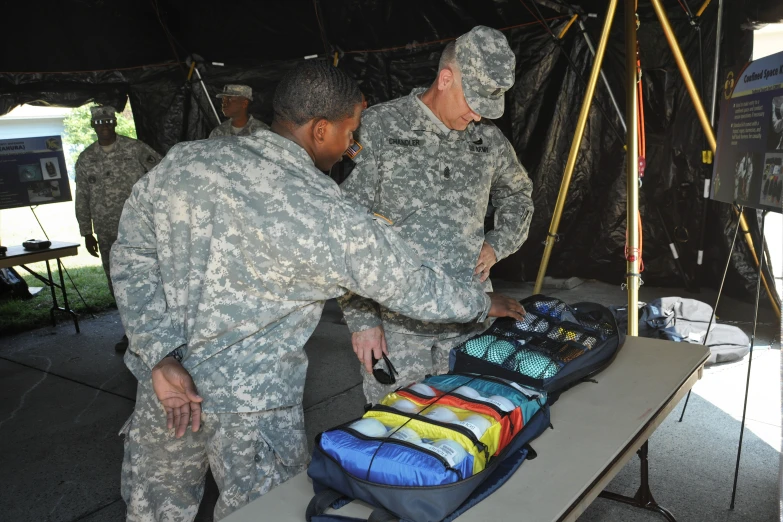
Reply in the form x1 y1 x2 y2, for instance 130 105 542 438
75 134 161 295
339 87 534 339
111 128 491 414
121 381 307 521
208 115 269 138
456 25 516 120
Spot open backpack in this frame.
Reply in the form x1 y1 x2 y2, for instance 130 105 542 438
307 295 624 522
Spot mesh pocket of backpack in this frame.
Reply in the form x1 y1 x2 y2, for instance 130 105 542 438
512 313 550 333
577 317 616 338
546 325 598 350
531 298 567 319
508 347 560 379
462 334 498 359
457 336 562 380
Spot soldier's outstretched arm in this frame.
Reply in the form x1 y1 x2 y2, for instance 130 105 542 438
485 138 534 262
325 198 523 326
110 173 188 370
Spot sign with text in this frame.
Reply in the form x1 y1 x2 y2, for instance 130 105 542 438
0 135 72 210
712 50 783 213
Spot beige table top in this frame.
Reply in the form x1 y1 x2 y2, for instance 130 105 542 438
0 241 79 269
225 336 710 522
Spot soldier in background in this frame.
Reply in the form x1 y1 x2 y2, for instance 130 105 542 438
112 60 524 522
208 84 269 138
74 105 161 352
340 26 535 404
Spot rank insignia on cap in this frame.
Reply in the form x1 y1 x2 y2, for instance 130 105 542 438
344 140 363 159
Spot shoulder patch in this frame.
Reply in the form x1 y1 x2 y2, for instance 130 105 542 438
344 140 363 159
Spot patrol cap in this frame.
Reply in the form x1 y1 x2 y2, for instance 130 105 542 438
216 84 253 101
455 26 515 120
90 106 116 119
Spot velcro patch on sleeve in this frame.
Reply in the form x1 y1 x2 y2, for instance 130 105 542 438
344 140 363 159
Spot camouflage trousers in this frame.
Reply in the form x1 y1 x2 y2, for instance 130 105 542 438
120 381 309 521
362 329 478 405
98 234 116 299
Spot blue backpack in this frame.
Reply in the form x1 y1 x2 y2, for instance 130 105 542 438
306 295 622 521
307 374 550 522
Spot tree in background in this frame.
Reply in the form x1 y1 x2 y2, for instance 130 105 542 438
62 104 137 175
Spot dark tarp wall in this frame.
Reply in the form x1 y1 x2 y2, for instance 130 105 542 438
0 0 780 306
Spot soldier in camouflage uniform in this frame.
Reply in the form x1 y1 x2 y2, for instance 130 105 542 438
339 26 534 404
74 105 161 352
208 84 269 138
112 61 525 522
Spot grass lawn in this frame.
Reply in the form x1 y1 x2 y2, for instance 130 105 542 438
0 264 116 335
1 188 119 334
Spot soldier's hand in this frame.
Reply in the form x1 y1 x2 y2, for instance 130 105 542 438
151 357 203 438
474 242 497 282
487 293 526 321
84 234 99 258
352 325 388 374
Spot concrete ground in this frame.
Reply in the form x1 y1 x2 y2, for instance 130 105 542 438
0 279 779 522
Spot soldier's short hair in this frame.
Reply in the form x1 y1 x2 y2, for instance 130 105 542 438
438 41 458 73
273 60 362 126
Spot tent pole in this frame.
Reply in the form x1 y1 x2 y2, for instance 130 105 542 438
708 0 723 127
625 0 640 336
533 0 619 295
650 0 715 150
650 0 780 319
578 19 627 133
696 0 723 280
193 67 222 126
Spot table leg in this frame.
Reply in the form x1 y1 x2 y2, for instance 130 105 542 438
598 441 677 521
56 258 80 333
45 259 58 327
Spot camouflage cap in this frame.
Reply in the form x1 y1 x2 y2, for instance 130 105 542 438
455 26 515 120
216 84 253 101
90 106 116 119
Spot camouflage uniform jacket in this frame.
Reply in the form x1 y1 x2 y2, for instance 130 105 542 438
75 135 161 240
339 88 533 336
208 115 269 138
111 129 491 413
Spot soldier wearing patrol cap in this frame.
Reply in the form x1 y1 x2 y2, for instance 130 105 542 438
74 105 161 352
209 84 269 138
339 25 535 404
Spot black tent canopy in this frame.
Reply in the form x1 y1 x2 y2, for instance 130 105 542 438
1 0 780 302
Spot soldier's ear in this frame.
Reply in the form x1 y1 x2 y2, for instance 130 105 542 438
437 67 455 92
312 118 329 145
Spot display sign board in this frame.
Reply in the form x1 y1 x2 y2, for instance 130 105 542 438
712 50 783 213
0 135 72 210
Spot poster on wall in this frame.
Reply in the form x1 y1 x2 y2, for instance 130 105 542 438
0 135 72 210
711 50 783 213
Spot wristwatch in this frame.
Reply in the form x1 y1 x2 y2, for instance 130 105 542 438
166 346 185 363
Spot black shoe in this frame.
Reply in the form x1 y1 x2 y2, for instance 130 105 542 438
115 335 129 352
